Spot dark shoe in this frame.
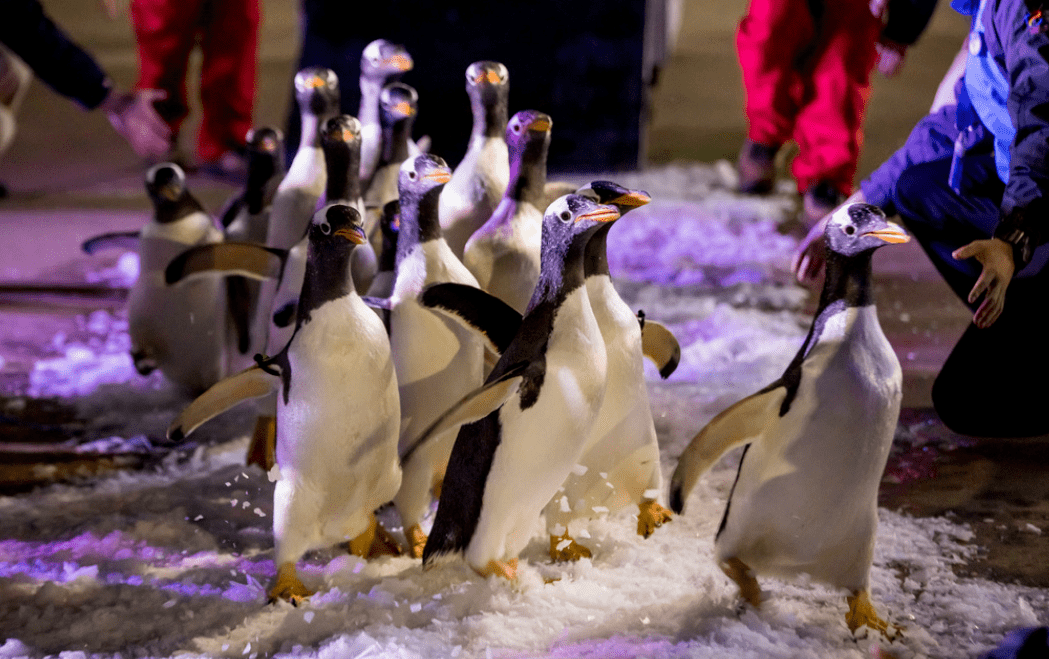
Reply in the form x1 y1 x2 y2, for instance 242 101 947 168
737 139 780 194
802 180 844 226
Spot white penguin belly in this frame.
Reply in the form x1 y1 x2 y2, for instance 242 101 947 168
717 306 902 589
467 290 608 565
273 296 401 560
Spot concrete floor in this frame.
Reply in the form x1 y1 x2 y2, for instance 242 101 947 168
0 0 1047 588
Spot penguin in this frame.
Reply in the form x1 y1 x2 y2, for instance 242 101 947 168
220 126 286 366
364 199 400 305
220 126 287 243
168 204 403 604
669 203 910 637
462 110 551 314
417 194 620 580
319 114 375 295
438 61 510 259
362 82 419 229
129 163 227 394
358 39 415 184
543 181 675 562
385 154 487 558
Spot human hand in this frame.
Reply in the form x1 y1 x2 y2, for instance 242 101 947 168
952 238 1016 328
100 88 171 158
791 215 830 285
875 39 907 77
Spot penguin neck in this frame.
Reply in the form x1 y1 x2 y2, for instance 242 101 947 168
380 119 412 165
818 250 875 311
297 246 354 326
506 138 548 205
156 194 206 224
298 112 324 154
244 154 281 215
324 143 362 203
528 228 590 312
395 187 443 267
379 229 398 271
471 91 508 140
583 222 612 278
358 78 384 126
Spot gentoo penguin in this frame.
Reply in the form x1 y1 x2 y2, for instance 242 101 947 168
438 61 510 259
220 127 286 365
362 83 419 227
130 163 227 394
319 114 375 294
419 194 620 580
364 199 400 303
168 204 403 604
543 181 675 562
669 203 910 637
462 109 551 314
358 39 414 184
385 154 487 558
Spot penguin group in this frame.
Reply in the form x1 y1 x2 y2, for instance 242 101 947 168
79 39 914 641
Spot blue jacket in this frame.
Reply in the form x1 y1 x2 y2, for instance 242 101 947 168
0 0 110 110
863 0 1049 251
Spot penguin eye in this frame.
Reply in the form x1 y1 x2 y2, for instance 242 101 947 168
559 211 572 223
408 170 417 180
511 123 521 134
845 225 856 235
320 222 331 235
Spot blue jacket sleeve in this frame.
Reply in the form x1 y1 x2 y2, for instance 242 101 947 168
0 0 111 110
860 103 963 214
993 0 1049 246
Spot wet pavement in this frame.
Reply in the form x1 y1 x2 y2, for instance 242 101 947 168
1 0 1047 590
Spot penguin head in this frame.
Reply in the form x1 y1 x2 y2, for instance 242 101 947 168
308 203 367 250
507 109 552 158
575 181 651 214
380 199 401 242
294 67 340 117
398 153 451 200
361 39 414 82
824 203 910 258
543 194 620 249
466 60 509 105
379 83 419 126
245 127 286 191
145 162 188 210
320 115 362 148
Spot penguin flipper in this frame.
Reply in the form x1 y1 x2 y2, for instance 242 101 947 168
669 386 787 514
167 365 278 441
420 282 522 356
400 363 527 464
165 242 287 285
81 230 141 255
218 195 246 230
361 295 393 311
640 319 681 379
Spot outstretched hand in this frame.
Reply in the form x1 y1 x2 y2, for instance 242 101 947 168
952 238 1015 328
791 216 830 285
100 88 172 158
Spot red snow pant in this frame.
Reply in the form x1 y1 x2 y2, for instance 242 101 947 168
130 0 260 163
736 0 881 195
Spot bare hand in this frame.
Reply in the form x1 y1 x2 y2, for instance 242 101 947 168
952 238 1015 328
875 40 907 77
791 215 830 285
101 88 172 158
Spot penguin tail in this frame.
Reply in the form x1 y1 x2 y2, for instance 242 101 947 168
421 528 465 568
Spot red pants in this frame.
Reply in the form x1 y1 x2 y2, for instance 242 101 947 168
737 0 881 195
130 0 259 163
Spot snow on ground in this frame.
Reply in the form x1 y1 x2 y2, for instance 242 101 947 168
1 163 1045 658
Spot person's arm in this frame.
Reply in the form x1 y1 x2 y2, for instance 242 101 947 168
951 1 1049 327
0 0 171 157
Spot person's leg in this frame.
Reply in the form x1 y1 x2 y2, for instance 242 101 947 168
735 0 814 192
129 0 202 147
196 0 260 164
790 0 880 204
